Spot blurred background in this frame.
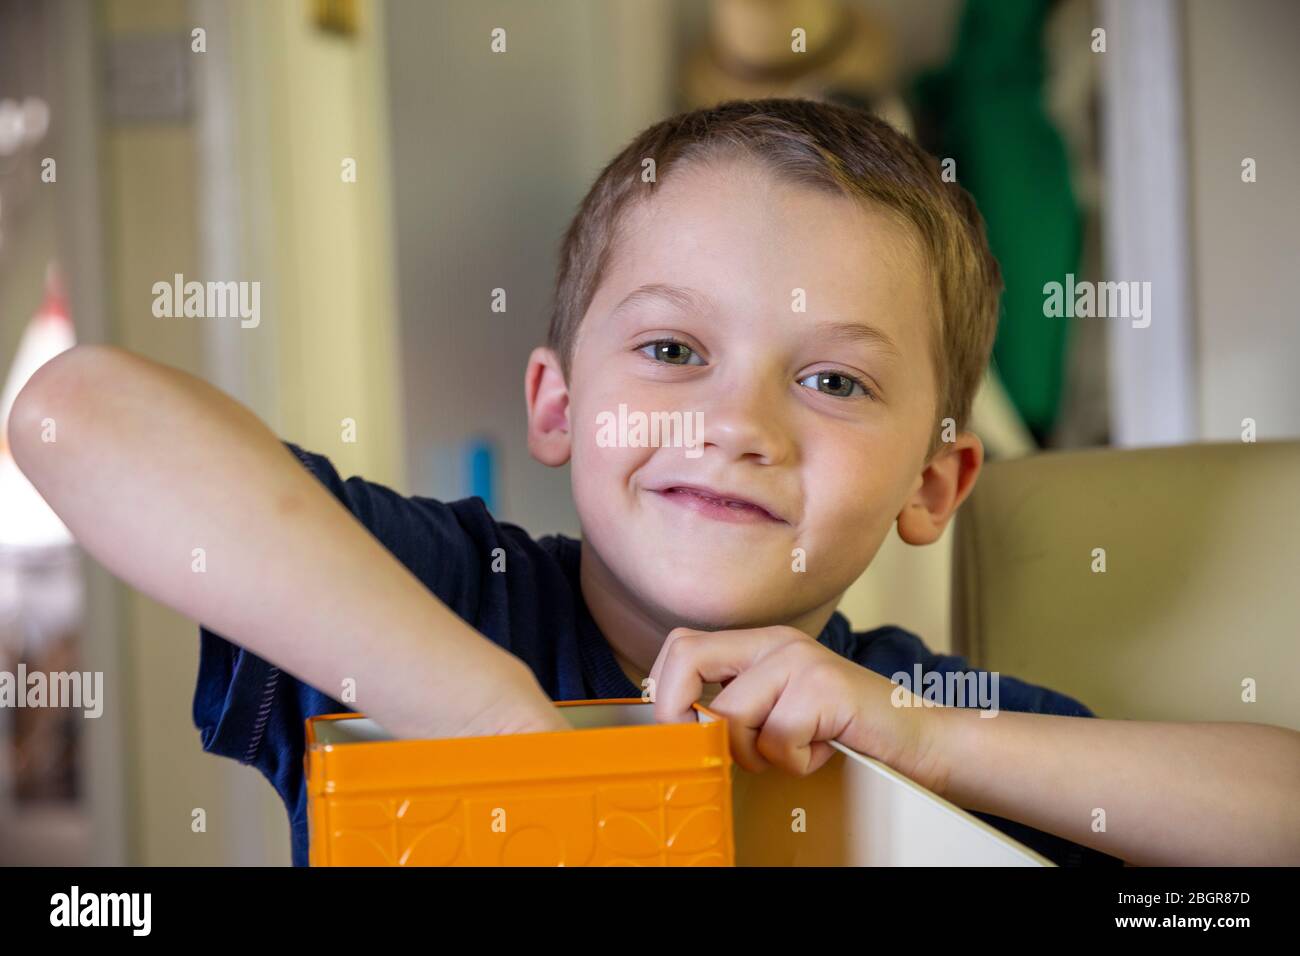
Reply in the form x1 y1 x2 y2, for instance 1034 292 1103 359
0 0 1295 864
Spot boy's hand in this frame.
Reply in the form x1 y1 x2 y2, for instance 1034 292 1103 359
648 626 941 787
449 658 573 739
383 652 571 740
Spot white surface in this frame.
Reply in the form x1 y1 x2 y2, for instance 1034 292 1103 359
1099 0 1197 447
731 739 1049 866
1185 0 1300 442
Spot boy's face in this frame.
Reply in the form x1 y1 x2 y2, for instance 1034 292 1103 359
529 157 974 632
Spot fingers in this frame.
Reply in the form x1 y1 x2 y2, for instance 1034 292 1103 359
648 626 850 775
649 626 803 724
754 679 839 777
707 644 841 774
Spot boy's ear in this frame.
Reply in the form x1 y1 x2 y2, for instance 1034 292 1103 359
896 431 984 546
525 346 572 467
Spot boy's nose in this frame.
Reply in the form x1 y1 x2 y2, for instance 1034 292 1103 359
695 379 794 466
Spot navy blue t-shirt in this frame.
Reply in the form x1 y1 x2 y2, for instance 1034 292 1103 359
193 442 1122 867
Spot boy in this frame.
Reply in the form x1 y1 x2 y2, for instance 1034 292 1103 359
10 99 1299 868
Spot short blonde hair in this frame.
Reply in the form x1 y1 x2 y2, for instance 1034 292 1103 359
547 97 1002 455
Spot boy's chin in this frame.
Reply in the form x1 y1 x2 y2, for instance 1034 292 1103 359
631 565 810 631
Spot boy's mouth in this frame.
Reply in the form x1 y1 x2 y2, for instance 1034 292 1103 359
650 484 786 524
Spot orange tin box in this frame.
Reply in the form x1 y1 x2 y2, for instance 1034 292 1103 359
305 698 735 866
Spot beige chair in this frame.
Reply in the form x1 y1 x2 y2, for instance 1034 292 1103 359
951 440 1300 732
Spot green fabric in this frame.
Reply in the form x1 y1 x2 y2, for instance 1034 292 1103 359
914 0 1081 441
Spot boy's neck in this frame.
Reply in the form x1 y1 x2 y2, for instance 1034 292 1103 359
576 538 843 689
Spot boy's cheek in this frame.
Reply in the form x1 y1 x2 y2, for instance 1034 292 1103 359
570 441 651 516
804 480 898 565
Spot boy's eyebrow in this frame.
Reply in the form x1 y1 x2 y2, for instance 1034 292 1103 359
608 283 717 320
610 283 902 359
815 320 902 360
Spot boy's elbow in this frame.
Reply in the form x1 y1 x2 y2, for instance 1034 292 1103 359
8 344 125 476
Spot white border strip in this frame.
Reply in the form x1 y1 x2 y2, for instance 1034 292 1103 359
1099 0 1197 446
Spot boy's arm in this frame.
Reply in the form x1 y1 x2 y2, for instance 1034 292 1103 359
7 344 567 740
922 707 1300 865
648 624 1299 865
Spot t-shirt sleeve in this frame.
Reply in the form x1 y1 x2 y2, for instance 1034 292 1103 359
922 650 1095 717
190 440 489 832
845 624 1096 717
192 624 344 834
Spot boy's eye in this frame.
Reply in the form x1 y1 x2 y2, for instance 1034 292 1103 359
798 370 872 400
639 340 704 366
